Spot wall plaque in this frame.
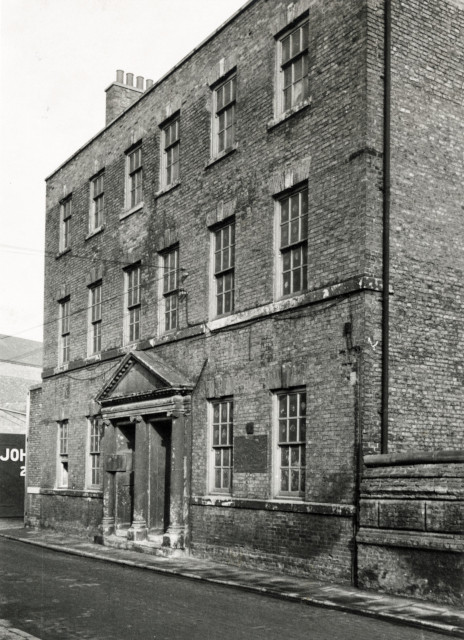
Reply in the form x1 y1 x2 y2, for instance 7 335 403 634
234 435 268 473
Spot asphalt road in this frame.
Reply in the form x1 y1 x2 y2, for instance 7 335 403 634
0 538 450 640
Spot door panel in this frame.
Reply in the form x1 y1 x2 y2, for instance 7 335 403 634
149 421 171 534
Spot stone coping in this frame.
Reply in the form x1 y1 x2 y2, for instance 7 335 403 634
191 495 355 516
364 450 464 467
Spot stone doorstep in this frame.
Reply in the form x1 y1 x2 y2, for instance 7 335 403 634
102 533 187 558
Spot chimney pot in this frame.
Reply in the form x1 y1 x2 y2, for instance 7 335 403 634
136 76 144 90
116 69 124 83
126 73 134 86
146 79 154 90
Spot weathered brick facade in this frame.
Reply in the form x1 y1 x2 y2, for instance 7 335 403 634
27 0 463 602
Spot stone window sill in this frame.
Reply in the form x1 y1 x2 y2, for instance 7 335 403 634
85 225 105 241
155 181 181 199
205 145 238 169
267 99 311 131
120 202 143 221
55 247 71 259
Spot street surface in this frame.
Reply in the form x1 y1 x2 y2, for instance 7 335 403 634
0 538 450 640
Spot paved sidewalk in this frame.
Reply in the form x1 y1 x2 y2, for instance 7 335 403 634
1 523 463 638
0 619 41 640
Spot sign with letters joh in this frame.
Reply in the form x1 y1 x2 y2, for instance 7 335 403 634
0 434 26 517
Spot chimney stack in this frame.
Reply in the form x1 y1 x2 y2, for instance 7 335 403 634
105 70 145 125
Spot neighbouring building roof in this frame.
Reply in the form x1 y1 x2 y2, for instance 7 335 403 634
0 335 43 367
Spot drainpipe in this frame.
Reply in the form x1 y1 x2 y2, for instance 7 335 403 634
381 0 392 454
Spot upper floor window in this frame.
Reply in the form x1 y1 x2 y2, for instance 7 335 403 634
213 75 236 157
213 221 235 316
90 172 104 232
59 297 70 364
125 264 141 343
88 282 102 354
126 146 143 209
278 186 308 297
210 398 233 493
59 196 72 252
162 117 180 188
277 19 309 115
275 390 306 498
162 247 179 332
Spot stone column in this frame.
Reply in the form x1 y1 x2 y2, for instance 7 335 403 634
127 415 148 542
163 408 185 548
101 419 116 536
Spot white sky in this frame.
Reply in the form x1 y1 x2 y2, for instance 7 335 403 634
0 0 246 342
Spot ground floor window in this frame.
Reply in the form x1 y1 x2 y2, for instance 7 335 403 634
88 418 101 487
210 398 233 493
275 389 306 497
57 420 69 488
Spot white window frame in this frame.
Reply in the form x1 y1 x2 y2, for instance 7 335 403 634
274 185 308 300
275 17 309 117
161 116 180 189
59 196 72 252
57 420 69 488
124 264 141 344
211 74 236 158
89 171 104 233
158 247 179 334
87 418 101 488
58 297 70 364
210 221 235 318
125 145 143 211
273 389 307 499
208 398 233 494
87 282 102 355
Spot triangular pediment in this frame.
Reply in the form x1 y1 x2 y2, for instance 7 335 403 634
96 351 193 405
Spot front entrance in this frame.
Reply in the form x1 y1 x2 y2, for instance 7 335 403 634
96 350 193 552
149 420 171 535
112 418 172 540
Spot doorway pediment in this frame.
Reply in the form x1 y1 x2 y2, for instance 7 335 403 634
96 351 193 406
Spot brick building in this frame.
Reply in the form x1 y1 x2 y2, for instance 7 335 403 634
27 0 463 605
0 335 42 434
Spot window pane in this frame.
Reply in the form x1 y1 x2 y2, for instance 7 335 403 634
288 419 298 442
293 78 303 105
291 446 300 466
281 446 289 466
281 468 289 492
282 35 291 64
291 469 300 492
279 395 287 417
279 420 287 443
281 199 290 223
283 66 292 90
293 56 304 81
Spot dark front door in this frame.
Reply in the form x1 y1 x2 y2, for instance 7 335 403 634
149 420 171 534
115 424 135 531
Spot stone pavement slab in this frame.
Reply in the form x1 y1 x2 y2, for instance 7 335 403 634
0 619 41 640
0 525 463 638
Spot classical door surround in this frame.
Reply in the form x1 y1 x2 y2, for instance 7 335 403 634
95 351 193 550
